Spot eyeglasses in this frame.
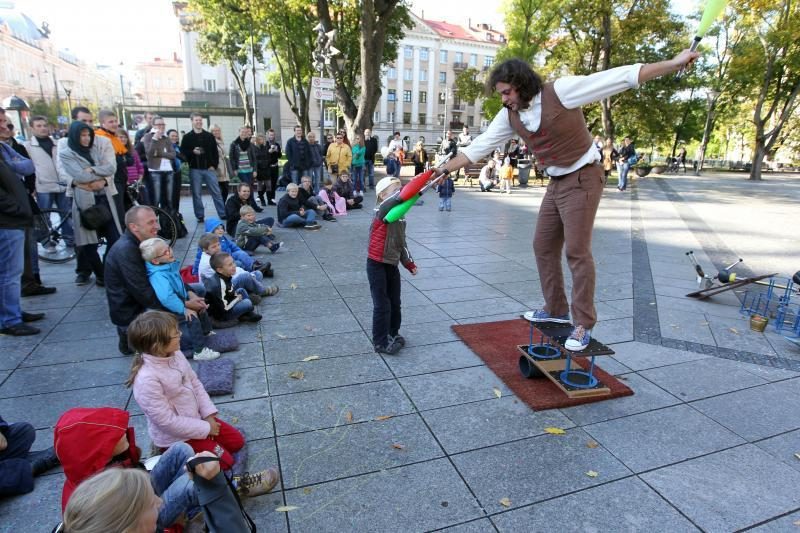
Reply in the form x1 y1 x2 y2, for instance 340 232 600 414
155 248 173 259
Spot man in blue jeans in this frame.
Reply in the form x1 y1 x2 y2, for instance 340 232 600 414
0 159 45 336
179 112 226 222
617 137 636 192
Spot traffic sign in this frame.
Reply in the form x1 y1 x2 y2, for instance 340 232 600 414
312 77 335 90
313 88 335 101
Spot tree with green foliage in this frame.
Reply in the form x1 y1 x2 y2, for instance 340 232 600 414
453 68 484 107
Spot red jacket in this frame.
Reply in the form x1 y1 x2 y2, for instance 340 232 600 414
367 198 416 271
54 407 141 511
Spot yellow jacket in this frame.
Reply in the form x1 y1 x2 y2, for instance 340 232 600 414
326 142 352 173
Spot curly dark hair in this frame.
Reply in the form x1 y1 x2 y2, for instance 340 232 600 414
486 59 544 106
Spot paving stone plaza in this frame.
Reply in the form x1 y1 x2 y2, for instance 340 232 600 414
1 170 799 532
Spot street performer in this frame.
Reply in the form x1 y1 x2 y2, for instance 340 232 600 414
440 50 699 351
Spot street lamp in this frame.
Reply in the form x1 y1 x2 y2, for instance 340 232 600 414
60 79 75 113
312 23 340 142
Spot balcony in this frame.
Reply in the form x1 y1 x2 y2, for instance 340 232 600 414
453 62 468 71
450 103 466 111
449 120 464 130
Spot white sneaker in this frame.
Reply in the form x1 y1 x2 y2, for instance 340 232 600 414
193 347 221 361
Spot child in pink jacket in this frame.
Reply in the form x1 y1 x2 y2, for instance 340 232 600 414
127 310 244 470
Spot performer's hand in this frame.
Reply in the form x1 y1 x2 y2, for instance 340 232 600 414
672 49 701 71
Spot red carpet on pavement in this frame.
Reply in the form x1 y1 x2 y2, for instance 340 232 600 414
452 319 634 410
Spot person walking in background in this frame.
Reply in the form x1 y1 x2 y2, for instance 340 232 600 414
617 137 636 192
363 128 378 189
180 113 226 222
350 133 366 197
601 138 618 179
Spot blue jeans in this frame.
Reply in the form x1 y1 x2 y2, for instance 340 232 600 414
233 271 265 296
365 160 375 188
219 290 254 321
438 197 452 211
0 421 35 495
0 229 27 327
178 310 212 353
617 162 629 190
189 169 226 220
150 442 199 529
148 171 174 209
351 165 364 192
309 166 323 191
238 171 253 185
282 210 316 227
243 235 276 252
290 169 304 185
231 249 254 271
36 192 74 245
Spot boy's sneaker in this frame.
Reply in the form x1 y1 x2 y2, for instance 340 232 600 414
304 222 321 230
564 325 591 351
523 309 571 324
269 242 283 253
374 341 401 355
29 447 60 476
322 213 336 221
233 467 280 498
238 311 263 323
249 293 262 305
193 347 221 361
389 335 406 349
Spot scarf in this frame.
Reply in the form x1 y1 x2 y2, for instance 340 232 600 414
67 121 95 165
95 127 128 156
36 136 55 157
234 136 251 151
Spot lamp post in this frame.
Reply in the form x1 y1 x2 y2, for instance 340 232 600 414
60 79 75 113
312 23 339 141
118 63 129 131
250 19 258 133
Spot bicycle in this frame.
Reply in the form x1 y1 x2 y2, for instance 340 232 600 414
35 179 178 263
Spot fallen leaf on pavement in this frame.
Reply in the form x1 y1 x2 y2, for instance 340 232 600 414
231 417 239 424
586 470 599 478
544 427 566 435
794 453 800 460
288 371 304 380
345 411 353 423
392 443 405 450
586 441 599 449
303 487 312 495
275 506 299 512
493 387 502 399
289 283 298 290
302 355 320 362
375 415 393 421
499 497 512 508
729 327 739 334
276 333 287 339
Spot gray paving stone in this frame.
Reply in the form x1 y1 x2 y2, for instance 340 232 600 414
435 518 495 533
409 276 484 291
263 332 374 365
608 341 710 371
41 318 118 343
640 445 800 532
260 313 362 341
438 297 528 320
262 298 351 322
61 304 109 323
400 366 511 411
0 346 30 370
215 398 275 440
354 304 453 329
0 385 130 429
492 477 699 532
399 320 461 347
260 283 341 304
0 357 131 398
283 459 483 533
706 316 778 356
382 341 483 378
208 366 269 405
755 429 800 473
422 396 575 454
0 469 63 530
278 414 443 488
592 317 634 344
585 404 745 472
271 380 414 436
268 353 392 395
595 356 632 376
425 284 507 304
691 380 800 441
658 306 717 346
451 428 632 513
457 313 531 325
239 438 289 532
640 357 769 401
749 511 800 532
559 373 682 426
229 341 265 368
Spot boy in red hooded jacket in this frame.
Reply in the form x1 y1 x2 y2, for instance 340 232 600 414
54 407 198 529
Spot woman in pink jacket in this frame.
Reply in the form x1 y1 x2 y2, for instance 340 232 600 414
127 311 244 470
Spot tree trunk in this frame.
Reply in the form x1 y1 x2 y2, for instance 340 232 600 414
671 86 695 157
696 100 717 174
749 138 766 181
598 9 613 139
229 63 253 128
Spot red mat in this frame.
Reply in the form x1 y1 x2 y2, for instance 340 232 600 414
452 319 634 410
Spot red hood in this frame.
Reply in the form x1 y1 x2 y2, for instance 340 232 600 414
54 407 139 511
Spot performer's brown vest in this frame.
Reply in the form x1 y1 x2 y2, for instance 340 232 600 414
507 82 593 169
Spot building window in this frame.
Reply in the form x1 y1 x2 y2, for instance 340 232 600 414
418 113 426 125
388 89 396 102
438 92 446 103
455 52 463 63
203 79 216 92
420 48 429 61
469 53 477 67
437 113 445 126
404 46 413 59
154 77 161 89
439 72 446 84
403 112 411 125
373 111 380 123
404 69 412 81
420 70 427 82
484 56 494 68
259 82 269 94
468 115 474 127
480 118 489 128
388 111 395 123
387 67 397 79
419 91 427 103
403 90 412 103
439 50 447 64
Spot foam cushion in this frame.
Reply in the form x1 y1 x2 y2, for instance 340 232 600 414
205 330 239 353
197 358 235 396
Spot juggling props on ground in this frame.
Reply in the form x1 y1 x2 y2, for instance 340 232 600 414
676 0 729 79
381 154 452 223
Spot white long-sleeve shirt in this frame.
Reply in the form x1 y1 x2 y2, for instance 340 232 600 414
462 64 643 176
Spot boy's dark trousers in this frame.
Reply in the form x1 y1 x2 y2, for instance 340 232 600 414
0 421 35 495
367 258 401 348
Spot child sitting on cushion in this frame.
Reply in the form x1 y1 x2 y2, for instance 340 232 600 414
203 252 264 323
195 233 278 301
192 218 272 277
235 206 282 253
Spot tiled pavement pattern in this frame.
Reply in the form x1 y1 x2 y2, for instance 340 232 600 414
1 171 800 532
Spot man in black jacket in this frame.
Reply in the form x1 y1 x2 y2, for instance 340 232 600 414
264 129 282 205
363 128 378 190
179 113 226 222
0 160 45 336
284 125 310 185
104 205 206 354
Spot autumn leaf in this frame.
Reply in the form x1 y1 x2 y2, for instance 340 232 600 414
289 283 298 290
231 417 239 424
794 453 800 460
375 415 393 421
729 327 740 335
499 497 512 508
275 506 299 512
276 333 287 339
544 427 566 435
345 411 353 423
392 443 405 450
586 441 599 449
302 355 320 362
288 371 304 380
493 387 502 399
586 470 599 478
793 519 800 526
303 487 312 495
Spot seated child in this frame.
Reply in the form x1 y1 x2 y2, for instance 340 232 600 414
333 171 363 210
128 310 279 491
436 174 455 212
140 237 220 361
235 205 282 253
277 183 321 229
319 177 347 217
193 218 272 276
0 414 59 496
203 252 263 323
195 233 278 300
299 175 334 221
